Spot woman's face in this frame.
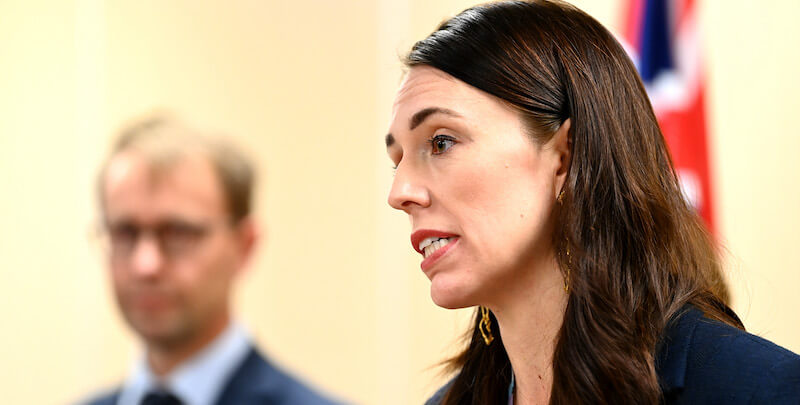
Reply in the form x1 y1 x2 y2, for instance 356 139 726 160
386 66 569 309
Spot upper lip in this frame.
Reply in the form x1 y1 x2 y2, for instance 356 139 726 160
410 229 458 255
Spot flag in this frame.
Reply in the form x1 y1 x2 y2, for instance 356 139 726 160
620 0 715 231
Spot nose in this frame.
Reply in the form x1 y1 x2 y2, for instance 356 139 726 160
388 162 431 213
129 234 165 278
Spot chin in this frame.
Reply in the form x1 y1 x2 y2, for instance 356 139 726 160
127 311 186 344
429 275 477 310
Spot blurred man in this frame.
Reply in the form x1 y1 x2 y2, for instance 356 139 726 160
85 115 338 405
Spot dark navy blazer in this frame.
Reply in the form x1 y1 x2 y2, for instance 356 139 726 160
83 347 341 405
657 306 799 404
427 306 800 404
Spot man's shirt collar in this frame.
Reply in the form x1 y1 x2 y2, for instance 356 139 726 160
117 321 252 405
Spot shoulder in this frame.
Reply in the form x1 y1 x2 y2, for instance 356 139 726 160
76 388 119 405
217 347 345 405
690 312 800 402
659 306 800 404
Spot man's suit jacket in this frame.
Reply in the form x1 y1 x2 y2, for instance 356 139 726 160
426 306 800 404
84 347 339 405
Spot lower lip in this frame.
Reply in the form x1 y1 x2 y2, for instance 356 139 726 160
420 237 459 272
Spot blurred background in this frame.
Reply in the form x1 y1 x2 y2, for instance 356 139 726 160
0 0 798 403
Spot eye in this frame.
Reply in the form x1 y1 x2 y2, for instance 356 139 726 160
429 134 456 155
109 223 138 245
106 222 140 257
159 222 208 254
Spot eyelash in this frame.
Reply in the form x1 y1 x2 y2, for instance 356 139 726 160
428 134 456 155
390 134 456 174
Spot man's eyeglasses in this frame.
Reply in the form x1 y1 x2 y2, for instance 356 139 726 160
101 219 223 260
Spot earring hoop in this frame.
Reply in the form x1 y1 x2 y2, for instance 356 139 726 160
479 306 494 346
557 189 565 204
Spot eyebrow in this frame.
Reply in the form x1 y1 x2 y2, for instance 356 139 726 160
385 107 462 149
410 107 461 130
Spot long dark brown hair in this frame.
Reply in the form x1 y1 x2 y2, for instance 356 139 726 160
405 1 740 403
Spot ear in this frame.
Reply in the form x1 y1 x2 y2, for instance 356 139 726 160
551 118 572 199
233 217 260 272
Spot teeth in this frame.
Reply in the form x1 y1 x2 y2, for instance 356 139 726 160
419 236 453 252
418 237 439 251
422 237 452 258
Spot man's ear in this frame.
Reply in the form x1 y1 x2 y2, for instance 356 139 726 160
551 118 572 198
234 217 259 272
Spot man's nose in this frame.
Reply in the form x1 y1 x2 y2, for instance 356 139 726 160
387 162 431 213
129 234 165 278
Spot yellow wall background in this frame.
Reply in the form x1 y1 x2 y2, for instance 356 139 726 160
0 1 797 404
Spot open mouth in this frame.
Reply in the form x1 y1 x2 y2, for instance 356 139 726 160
411 230 460 271
418 236 455 259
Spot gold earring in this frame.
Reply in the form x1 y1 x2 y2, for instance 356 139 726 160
557 190 565 204
563 243 571 293
479 307 494 346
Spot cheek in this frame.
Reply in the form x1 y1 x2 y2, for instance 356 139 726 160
451 157 554 260
178 243 236 298
109 266 131 294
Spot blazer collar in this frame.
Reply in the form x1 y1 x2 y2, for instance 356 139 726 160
655 306 702 393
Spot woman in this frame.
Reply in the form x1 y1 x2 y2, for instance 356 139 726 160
384 1 800 404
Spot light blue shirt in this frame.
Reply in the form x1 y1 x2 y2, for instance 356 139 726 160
116 322 252 405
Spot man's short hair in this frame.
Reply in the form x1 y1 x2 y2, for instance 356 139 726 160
98 114 255 222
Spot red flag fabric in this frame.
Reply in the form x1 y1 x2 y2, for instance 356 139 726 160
620 0 715 231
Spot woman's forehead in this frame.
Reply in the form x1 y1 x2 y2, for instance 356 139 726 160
392 68 520 134
393 67 503 121
394 68 460 106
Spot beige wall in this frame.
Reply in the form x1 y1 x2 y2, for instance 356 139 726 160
0 0 797 404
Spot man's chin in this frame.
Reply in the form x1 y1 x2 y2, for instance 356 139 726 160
128 315 190 347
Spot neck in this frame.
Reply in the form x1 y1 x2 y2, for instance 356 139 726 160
489 253 568 405
146 311 231 377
